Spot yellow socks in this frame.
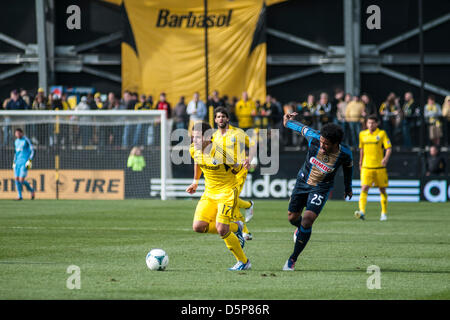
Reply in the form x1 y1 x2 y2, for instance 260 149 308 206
380 192 388 214
359 190 368 213
221 231 247 263
238 198 252 209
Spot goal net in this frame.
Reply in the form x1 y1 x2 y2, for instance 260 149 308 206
0 110 171 200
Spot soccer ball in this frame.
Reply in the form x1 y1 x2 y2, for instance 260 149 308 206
146 249 169 271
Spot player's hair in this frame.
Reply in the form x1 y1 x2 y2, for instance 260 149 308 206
214 106 229 119
321 123 344 145
15 128 23 133
367 114 378 122
192 121 212 136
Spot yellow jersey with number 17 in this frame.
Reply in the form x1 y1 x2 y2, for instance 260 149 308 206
189 143 240 194
359 128 392 169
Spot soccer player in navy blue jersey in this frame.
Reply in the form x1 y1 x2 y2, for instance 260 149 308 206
282 112 353 271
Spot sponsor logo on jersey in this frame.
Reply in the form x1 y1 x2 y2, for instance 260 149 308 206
310 157 334 173
199 164 220 170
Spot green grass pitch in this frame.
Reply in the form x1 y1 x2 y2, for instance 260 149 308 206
0 199 449 299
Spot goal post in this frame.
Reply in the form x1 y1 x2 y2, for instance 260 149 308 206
0 110 171 200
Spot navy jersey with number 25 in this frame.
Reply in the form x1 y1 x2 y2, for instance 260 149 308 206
286 120 353 215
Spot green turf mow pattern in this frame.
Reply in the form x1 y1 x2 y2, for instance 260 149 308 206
0 200 449 299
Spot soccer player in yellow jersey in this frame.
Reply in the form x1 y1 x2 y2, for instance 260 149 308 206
185 122 251 270
355 115 392 221
212 107 256 240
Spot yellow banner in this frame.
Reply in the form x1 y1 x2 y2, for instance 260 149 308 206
113 0 269 102
0 170 124 200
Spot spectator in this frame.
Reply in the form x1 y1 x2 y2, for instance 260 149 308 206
315 92 334 129
207 90 225 122
29 91 49 144
20 89 31 106
401 92 419 148
75 96 91 111
258 97 271 129
337 93 351 144
173 96 188 130
76 96 92 146
94 92 103 109
262 95 281 130
134 94 153 110
235 91 256 130
61 93 72 110
35 88 46 105
361 93 377 120
103 92 118 110
442 96 450 145
56 94 71 145
253 99 263 128
121 91 138 147
332 89 345 114
345 95 365 147
425 145 446 176
121 90 135 110
208 90 224 108
3 90 29 146
155 92 171 118
299 94 316 128
187 92 207 134
146 94 154 107
32 94 48 110
5 89 29 110
424 95 442 146
379 92 399 140
50 94 63 110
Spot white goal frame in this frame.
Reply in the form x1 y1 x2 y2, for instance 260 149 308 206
1 110 169 200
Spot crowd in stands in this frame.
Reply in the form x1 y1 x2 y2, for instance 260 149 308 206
1 87 449 154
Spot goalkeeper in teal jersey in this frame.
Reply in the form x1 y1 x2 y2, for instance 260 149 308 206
13 128 35 200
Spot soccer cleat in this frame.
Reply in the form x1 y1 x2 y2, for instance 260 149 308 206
31 191 35 200
245 200 254 223
354 210 365 220
234 221 245 248
229 259 251 271
243 232 253 241
15 197 23 201
283 258 295 271
380 214 387 221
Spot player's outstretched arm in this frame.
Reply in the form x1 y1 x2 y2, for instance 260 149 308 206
283 112 298 127
283 112 320 142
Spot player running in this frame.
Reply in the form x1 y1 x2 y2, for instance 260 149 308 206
13 128 35 200
186 122 251 271
282 113 353 271
212 107 256 240
354 114 392 221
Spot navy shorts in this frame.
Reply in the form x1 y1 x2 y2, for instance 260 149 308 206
288 182 330 215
